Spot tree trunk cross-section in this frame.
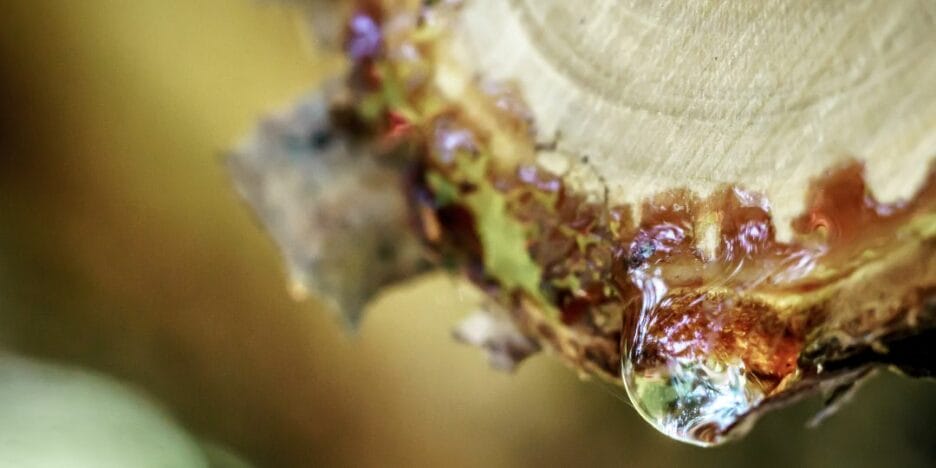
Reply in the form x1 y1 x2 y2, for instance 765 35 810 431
231 0 936 445
446 0 936 237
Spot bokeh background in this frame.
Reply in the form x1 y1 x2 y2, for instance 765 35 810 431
0 1 934 467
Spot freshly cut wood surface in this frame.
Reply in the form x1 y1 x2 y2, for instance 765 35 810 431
440 0 936 236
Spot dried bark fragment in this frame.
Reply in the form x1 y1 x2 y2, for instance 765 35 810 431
453 301 541 372
227 88 429 327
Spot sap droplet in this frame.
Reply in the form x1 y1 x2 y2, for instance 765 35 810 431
622 350 765 446
620 289 791 446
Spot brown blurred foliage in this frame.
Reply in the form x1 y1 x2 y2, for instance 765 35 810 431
0 1 933 467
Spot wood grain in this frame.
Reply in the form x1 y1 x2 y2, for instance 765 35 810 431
439 0 936 238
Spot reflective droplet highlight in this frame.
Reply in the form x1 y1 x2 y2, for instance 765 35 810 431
622 322 764 446
623 333 766 446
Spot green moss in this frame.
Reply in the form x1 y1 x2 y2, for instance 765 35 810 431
427 154 552 316
464 184 544 301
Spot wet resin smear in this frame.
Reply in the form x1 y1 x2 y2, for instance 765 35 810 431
616 165 935 445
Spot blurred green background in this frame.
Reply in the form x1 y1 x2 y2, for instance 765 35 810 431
0 1 934 467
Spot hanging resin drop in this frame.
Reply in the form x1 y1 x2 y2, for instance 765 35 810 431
618 192 807 446
621 288 773 446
